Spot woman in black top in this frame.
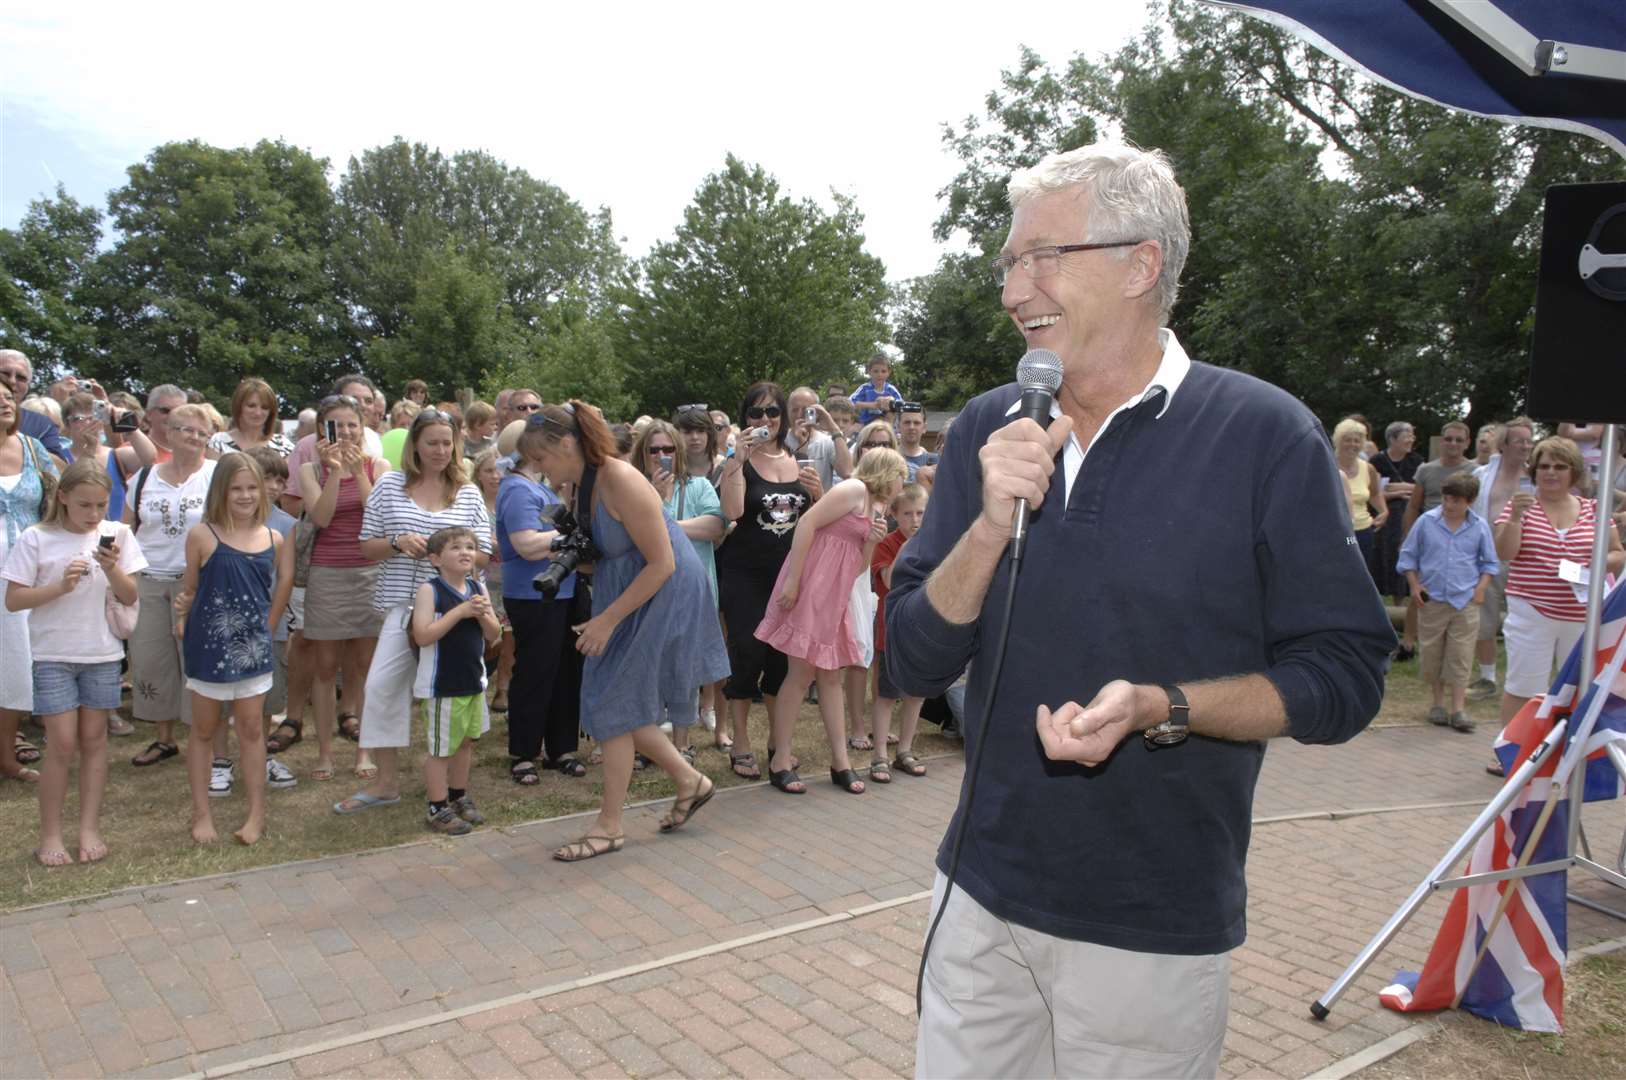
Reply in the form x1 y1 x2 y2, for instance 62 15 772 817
716 383 815 779
1371 420 1422 658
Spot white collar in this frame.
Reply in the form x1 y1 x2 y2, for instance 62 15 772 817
1003 328 1191 422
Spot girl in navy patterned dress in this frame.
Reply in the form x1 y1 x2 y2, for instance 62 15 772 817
175 454 294 846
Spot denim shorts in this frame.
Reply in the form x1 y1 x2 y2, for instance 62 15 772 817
33 660 123 716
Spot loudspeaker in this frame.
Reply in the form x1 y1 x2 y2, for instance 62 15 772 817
1527 180 1626 424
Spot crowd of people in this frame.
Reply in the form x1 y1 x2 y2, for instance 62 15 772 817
0 347 949 865
1337 411 1625 755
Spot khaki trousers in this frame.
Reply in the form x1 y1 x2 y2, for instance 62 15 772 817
916 873 1229 1079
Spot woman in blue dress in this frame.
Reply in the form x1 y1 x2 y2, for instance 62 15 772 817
524 401 730 861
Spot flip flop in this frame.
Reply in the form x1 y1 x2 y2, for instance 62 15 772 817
1 769 40 783
132 741 178 766
333 792 401 814
309 764 335 782
353 761 379 780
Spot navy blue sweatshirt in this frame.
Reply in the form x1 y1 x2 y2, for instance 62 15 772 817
885 360 1394 954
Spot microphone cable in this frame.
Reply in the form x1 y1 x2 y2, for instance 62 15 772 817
914 539 1026 1014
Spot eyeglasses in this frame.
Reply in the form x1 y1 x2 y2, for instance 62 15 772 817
171 425 211 440
1534 462 1571 471
745 406 782 420
676 403 708 414
67 414 98 425
991 241 1146 287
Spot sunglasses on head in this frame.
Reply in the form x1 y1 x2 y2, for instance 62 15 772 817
319 394 359 410
745 405 782 420
676 403 708 414
414 408 459 427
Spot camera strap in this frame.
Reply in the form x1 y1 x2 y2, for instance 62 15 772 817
574 463 599 547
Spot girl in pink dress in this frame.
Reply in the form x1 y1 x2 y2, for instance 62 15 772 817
756 448 907 794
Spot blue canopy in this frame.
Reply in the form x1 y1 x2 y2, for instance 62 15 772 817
1210 1 1626 158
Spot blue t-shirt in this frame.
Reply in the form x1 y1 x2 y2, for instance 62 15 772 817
268 506 295 642
496 471 575 601
849 381 902 425
19 409 71 462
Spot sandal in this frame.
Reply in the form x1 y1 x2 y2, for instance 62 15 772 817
868 759 892 784
679 745 697 765
553 834 623 862
337 713 361 743
511 760 541 786
846 735 873 752
132 740 178 767
633 753 651 771
893 752 927 778
265 719 303 754
107 715 135 737
660 776 715 833
730 752 761 780
2 768 40 783
309 764 335 782
553 756 587 778
13 736 41 765
830 767 866 794
766 745 800 770
353 760 379 780
770 767 806 795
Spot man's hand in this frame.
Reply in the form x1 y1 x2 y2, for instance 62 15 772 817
977 415 1074 540
1035 680 1155 767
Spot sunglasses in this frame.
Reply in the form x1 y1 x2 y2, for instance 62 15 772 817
414 408 460 427
676 403 709 414
648 444 677 454
318 394 359 410
512 401 542 413
863 440 895 449
745 406 782 420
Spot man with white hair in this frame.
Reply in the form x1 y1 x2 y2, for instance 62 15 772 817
886 143 1394 1077
143 384 188 463
784 385 852 493
0 349 72 459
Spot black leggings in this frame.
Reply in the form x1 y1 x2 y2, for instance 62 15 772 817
717 562 787 700
505 597 583 762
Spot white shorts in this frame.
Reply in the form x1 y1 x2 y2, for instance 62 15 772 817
1502 595 1586 698
359 602 415 749
187 672 275 702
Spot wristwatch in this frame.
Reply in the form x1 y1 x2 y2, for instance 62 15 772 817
1143 684 1190 748
389 535 402 554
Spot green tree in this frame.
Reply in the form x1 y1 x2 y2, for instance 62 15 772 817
617 155 890 416
364 247 521 400
91 139 353 404
0 186 104 379
902 1 1615 431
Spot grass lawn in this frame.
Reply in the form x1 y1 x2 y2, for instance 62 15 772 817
0 622 1503 912
0 695 961 912
1357 949 1626 1080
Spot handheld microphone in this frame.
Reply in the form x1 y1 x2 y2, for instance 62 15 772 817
1009 349 1064 561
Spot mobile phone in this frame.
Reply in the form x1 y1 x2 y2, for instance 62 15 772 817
98 534 115 551
803 406 817 424
324 419 338 443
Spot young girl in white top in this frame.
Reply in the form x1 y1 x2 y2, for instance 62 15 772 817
175 454 294 845
2 460 145 866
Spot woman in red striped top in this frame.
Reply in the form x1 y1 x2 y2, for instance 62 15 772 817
1493 437 1624 729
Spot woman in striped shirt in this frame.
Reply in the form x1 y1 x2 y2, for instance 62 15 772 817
333 409 490 815
1493 436 1624 729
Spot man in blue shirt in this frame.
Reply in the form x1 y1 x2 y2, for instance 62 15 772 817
848 355 902 425
0 349 72 461
1396 471 1499 732
885 143 1393 1078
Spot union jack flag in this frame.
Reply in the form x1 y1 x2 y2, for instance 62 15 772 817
1379 580 1626 1032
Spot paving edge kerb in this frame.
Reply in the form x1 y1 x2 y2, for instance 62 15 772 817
1305 934 1626 1080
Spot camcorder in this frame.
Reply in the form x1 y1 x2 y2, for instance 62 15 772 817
532 503 600 599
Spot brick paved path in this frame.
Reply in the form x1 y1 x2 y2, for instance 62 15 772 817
2 724 1622 1079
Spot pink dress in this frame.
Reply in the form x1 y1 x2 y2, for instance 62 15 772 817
754 506 868 670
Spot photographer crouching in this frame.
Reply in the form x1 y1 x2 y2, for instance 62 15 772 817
495 419 589 783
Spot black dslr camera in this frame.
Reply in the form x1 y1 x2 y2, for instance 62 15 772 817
532 504 599 599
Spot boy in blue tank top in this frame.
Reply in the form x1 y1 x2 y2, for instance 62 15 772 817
412 527 501 835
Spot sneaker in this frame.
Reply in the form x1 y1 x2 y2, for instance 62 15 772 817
266 758 297 790
1467 677 1499 700
107 715 135 737
452 794 484 826
700 707 717 733
1449 712 1475 733
659 720 673 734
208 758 234 798
427 805 472 836
1427 706 1449 726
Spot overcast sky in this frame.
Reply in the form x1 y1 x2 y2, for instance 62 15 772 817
2 1 1149 283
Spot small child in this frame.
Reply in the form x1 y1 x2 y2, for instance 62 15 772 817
246 446 300 791
1396 471 1499 732
755 448 908 795
869 483 929 781
176 453 294 845
412 526 501 836
2 460 146 865
471 449 514 712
